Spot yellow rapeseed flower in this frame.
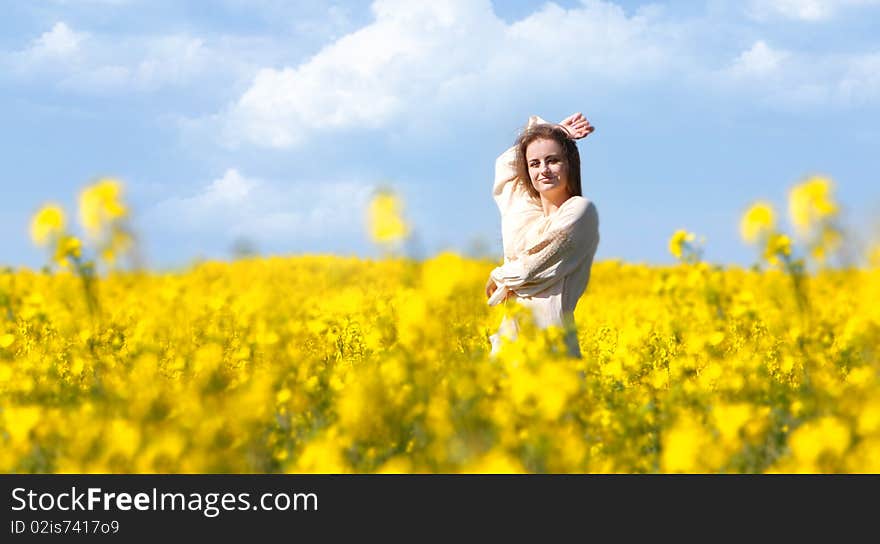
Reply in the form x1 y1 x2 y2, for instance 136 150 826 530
788 416 851 467
661 416 707 473
788 176 837 237
30 204 66 246
106 419 141 458
763 233 791 266
421 252 467 300
857 399 880 435
291 432 350 473
100 229 133 266
461 450 526 474
810 227 841 264
668 229 695 259
79 178 127 237
712 403 753 447
4 405 42 444
6 201 880 476
740 201 775 243
53 235 82 267
367 190 409 244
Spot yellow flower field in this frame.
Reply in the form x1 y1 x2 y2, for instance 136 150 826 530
2 177 879 473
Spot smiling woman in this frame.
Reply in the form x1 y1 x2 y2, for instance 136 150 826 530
486 113 599 358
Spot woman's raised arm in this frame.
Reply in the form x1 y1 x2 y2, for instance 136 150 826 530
493 113 594 209
492 115 550 212
558 112 595 140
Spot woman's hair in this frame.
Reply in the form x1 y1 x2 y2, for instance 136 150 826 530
514 124 582 200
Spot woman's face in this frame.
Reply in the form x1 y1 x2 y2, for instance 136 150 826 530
526 138 570 201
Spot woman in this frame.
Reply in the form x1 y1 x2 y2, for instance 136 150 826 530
486 112 599 358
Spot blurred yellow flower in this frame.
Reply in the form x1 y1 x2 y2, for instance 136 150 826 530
53 235 82 267
668 229 695 259
763 233 791 266
661 416 708 473
740 201 775 243
4 405 42 444
788 176 837 237
79 178 127 237
810 227 841 264
857 399 880 435
367 190 409 245
421 252 468 300
461 450 526 474
291 432 350 473
100 229 134 266
788 417 851 467
712 403 753 446
106 419 141 458
30 204 66 246
8 185 880 476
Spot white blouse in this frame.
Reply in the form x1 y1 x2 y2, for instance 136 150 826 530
488 115 600 357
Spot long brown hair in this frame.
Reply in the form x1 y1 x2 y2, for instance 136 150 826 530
514 124 582 200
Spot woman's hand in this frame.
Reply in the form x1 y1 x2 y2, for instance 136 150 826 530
558 112 594 140
486 276 499 299
486 276 514 302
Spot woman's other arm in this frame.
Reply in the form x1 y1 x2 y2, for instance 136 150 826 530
489 198 599 300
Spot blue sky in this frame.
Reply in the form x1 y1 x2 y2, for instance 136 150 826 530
3 0 879 270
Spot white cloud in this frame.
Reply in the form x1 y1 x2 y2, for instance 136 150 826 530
58 35 218 92
727 40 790 78
193 168 258 205
720 40 880 109
26 22 87 60
142 169 376 244
746 0 880 22
6 22 267 95
836 52 880 106
221 0 684 148
10 1 879 137
223 0 499 147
